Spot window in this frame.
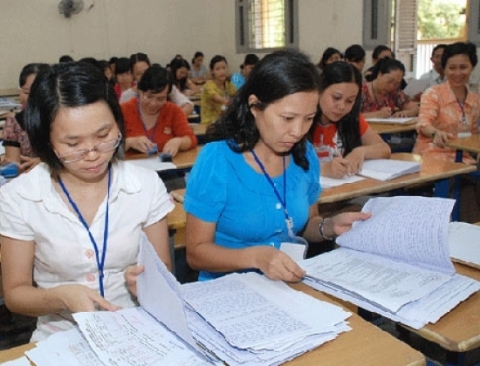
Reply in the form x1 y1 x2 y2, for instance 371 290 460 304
236 0 298 53
364 0 480 47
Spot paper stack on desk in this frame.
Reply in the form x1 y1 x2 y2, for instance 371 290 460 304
359 159 421 181
302 196 480 330
24 235 351 366
448 221 480 270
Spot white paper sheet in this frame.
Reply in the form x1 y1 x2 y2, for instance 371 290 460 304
366 117 417 124
448 221 480 269
127 157 177 171
359 159 421 181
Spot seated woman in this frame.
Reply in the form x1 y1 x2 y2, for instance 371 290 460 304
413 42 480 164
364 45 393 81
185 49 370 282
122 65 197 156
3 63 48 173
200 55 237 125
113 57 134 100
361 58 418 118
0 61 173 341
317 47 342 71
230 53 259 90
311 62 391 178
344 44 366 74
169 58 200 96
120 53 194 116
190 51 209 84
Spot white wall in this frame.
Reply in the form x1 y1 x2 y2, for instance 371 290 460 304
0 0 364 88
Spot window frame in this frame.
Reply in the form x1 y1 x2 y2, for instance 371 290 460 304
235 0 298 54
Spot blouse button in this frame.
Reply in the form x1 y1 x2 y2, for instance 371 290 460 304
275 203 282 209
86 273 96 282
85 249 95 259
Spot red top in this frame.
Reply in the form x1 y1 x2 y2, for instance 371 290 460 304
121 97 198 153
311 114 369 160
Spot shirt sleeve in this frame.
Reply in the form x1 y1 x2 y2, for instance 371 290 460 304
305 142 322 205
416 87 439 130
168 104 198 147
169 85 193 107
359 114 370 136
184 143 227 223
0 184 34 241
2 116 21 145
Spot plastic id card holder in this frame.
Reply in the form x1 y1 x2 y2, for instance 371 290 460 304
280 240 308 262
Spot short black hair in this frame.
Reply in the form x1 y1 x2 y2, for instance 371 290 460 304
372 45 392 60
192 51 204 64
371 57 405 80
59 55 74 63
129 52 151 73
25 62 125 171
137 65 172 94
318 47 342 69
344 44 366 63
431 44 447 57
209 55 228 70
19 63 49 87
115 57 130 75
441 42 478 69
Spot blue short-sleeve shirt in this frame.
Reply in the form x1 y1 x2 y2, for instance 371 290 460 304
185 140 321 280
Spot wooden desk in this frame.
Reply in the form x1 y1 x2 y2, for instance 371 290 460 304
0 283 425 366
447 134 480 156
369 121 417 135
127 146 201 171
319 153 476 204
189 123 207 136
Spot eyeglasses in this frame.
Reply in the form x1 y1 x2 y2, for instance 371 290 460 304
56 133 122 164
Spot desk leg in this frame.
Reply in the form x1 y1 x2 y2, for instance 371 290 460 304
434 178 460 221
445 350 468 366
168 229 176 275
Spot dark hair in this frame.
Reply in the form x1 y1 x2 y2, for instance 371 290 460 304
109 56 118 65
441 42 478 69
431 44 447 57
79 57 104 75
344 44 366 63
59 55 74 63
316 61 363 156
192 51 204 64
207 49 321 171
137 65 172 94
115 57 130 75
241 54 260 69
370 57 405 80
129 52 151 73
318 47 342 70
372 45 392 61
25 62 125 171
169 58 191 92
19 63 49 88
209 55 228 70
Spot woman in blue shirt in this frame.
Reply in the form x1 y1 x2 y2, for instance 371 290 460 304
230 54 259 90
185 49 370 282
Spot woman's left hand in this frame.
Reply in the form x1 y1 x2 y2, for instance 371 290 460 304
344 148 366 175
162 138 182 156
125 265 145 297
392 110 410 118
331 211 372 236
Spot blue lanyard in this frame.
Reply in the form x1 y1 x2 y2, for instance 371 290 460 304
137 98 159 142
57 167 111 297
456 97 467 126
250 150 294 234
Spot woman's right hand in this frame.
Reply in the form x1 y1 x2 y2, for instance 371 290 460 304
376 107 392 118
48 284 121 313
328 157 351 178
432 130 454 148
251 246 306 282
126 136 156 154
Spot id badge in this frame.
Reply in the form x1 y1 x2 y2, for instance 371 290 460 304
457 132 472 138
280 241 308 262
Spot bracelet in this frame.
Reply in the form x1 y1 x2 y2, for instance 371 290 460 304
319 218 336 241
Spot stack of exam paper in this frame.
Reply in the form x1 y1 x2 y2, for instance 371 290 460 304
22 236 352 366
448 221 480 270
302 196 480 330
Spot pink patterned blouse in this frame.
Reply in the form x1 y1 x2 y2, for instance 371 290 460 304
413 81 480 164
361 82 411 113
2 112 35 157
